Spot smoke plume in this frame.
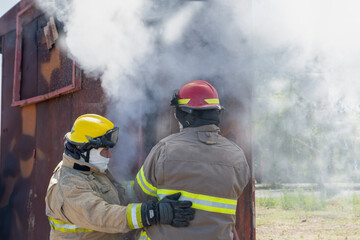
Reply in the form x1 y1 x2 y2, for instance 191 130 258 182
35 0 360 183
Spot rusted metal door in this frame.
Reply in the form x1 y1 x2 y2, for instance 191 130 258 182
0 2 105 239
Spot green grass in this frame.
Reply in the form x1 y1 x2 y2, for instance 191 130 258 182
257 192 278 208
257 188 326 211
256 190 360 239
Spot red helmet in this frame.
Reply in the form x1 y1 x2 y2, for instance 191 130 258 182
174 80 223 110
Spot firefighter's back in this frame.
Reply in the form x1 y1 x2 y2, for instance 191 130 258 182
145 125 250 240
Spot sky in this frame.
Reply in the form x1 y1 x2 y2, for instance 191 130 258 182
0 0 19 16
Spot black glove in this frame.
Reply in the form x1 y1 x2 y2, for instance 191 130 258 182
141 192 195 227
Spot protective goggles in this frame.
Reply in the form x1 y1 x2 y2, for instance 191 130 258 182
81 127 119 151
99 127 119 148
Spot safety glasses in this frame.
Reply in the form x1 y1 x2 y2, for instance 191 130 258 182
81 127 119 151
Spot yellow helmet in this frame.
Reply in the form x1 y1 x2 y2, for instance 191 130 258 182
65 114 119 150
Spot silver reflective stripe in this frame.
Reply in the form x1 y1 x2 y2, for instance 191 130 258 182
50 219 82 230
138 171 156 195
131 204 140 229
158 194 236 211
127 181 134 197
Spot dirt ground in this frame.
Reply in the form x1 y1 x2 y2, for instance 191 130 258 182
256 202 360 240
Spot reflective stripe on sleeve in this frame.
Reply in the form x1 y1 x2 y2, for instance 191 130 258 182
157 189 237 215
138 230 151 240
48 217 93 233
126 203 143 229
135 167 157 197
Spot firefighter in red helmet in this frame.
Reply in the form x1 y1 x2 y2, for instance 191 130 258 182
133 80 250 240
45 114 195 240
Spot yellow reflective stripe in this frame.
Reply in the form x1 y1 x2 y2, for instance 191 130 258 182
157 189 237 215
139 230 151 240
126 203 143 229
178 99 190 105
140 167 157 193
48 217 93 232
122 180 135 198
136 167 157 197
158 189 236 205
184 82 197 86
129 180 134 189
204 98 219 104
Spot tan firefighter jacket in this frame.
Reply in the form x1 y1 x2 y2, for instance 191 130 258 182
45 154 142 240
133 125 250 240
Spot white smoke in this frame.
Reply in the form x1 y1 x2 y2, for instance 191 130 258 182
249 0 360 105
249 0 360 184
35 0 360 182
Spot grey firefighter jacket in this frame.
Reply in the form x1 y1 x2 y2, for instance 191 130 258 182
134 125 250 240
45 154 135 240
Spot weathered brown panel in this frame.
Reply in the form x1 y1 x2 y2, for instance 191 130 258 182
71 76 106 118
0 5 106 240
12 5 81 107
20 18 38 99
0 29 35 240
37 15 73 95
30 95 73 240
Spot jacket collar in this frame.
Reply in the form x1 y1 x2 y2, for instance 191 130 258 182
180 124 220 133
62 153 103 174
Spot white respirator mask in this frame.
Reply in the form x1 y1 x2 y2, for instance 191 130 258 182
89 148 110 173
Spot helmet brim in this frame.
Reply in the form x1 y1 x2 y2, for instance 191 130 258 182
178 104 223 111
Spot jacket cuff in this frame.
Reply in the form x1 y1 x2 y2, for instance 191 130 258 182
126 203 144 229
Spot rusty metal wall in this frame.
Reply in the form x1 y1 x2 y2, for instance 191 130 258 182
0 1 255 240
0 2 106 239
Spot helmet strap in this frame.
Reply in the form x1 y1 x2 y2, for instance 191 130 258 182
65 141 92 162
80 150 91 163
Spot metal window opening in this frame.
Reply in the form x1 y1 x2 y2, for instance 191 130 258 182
11 3 81 107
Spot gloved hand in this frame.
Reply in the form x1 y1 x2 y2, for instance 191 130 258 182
141 193 195 227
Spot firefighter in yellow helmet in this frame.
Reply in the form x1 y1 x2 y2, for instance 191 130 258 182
133 80 250 240
45 114 195 240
